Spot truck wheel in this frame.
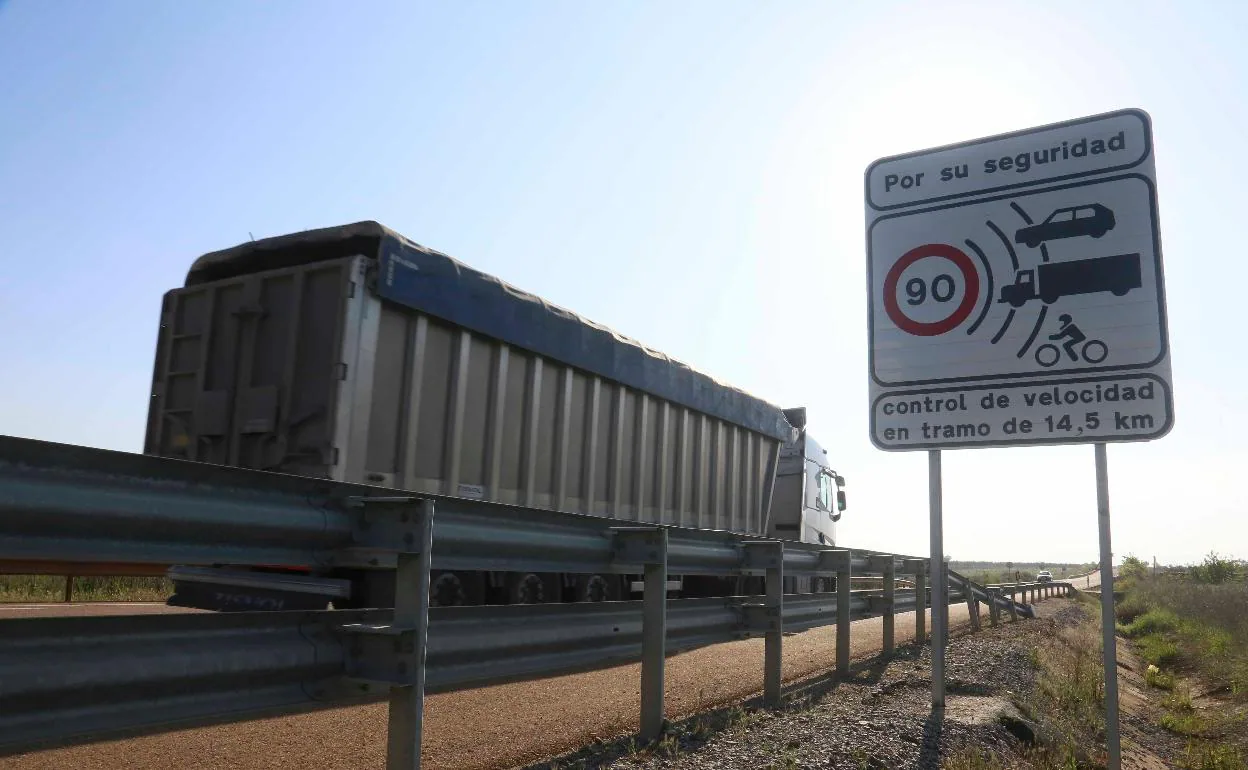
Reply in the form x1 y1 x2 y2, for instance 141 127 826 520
506 572 552 604
430 571 485 607
575 574 620 602
1041 291 1059 304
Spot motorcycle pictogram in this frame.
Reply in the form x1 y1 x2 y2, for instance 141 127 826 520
1034 313 1108 367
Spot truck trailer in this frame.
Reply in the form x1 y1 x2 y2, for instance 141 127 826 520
145 222 846 610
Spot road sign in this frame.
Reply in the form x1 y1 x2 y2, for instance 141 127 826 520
866 108 1172 451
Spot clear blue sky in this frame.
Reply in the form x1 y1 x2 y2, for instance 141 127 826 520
1 0 1242 566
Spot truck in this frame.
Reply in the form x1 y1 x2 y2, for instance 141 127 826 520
145 221 847 610
998 252 1142 307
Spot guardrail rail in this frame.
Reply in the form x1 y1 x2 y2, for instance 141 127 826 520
0 435 1072 768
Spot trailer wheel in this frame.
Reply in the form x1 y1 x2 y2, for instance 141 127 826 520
506 572 552 604
575 574 619 602
430 571 485 607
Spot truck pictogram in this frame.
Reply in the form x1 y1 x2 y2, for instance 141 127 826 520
998 252 1142 308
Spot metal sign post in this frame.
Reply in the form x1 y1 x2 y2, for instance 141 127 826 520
865 108 1173 770
1096 443 1121 767
928 449 945 710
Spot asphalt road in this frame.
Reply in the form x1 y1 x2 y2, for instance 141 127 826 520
0 578 1085 770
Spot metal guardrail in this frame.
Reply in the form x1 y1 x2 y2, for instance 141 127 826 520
0 435 1071 768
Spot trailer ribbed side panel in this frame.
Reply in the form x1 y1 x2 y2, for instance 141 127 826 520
146 257 781 536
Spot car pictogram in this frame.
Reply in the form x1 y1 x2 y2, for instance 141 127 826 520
1014 203 1115 248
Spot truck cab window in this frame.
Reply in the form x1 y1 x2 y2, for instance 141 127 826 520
816 472 833 512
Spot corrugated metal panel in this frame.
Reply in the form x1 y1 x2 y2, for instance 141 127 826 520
146 259 781 535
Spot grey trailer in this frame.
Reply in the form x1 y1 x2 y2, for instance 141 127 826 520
145 222 846 608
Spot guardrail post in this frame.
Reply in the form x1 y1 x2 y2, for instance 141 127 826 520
1006 589 1019 622
823 550 852 676
765 544 783 706
334 496 435 770
378 499 435 770
642 534 669 740
964 583 980 631
744 540 785 707
868 555 895 654
905 558 926 643
613 527 670 740
987 588 1000 627
63 575 73 603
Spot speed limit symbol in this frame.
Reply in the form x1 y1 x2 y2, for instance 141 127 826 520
882 243 980 337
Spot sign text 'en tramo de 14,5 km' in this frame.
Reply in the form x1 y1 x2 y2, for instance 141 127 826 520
865 108 1173 451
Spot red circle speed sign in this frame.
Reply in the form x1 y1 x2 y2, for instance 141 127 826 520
883 243 980 336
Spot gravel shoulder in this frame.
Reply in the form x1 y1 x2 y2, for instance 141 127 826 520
568 599 1086 770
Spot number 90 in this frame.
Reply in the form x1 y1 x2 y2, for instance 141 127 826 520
905 274 956 306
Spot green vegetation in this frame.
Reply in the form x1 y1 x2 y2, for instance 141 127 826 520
1160 709 1206 737
1137 635 1181 667
1118 552 1248 768
1007 594 1111 768
1119 608 1179 637
1117 552 1248 698
0 575 172 603
1181 743 1245 770
1146 664 1176 690
1034 616 1105 737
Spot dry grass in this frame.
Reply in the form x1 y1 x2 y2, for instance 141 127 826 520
1118 558 1248 769
1122 578 1248 698
1008 597 1110 768
0 575 172 603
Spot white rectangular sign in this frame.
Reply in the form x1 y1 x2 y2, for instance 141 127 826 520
865 109 1173 451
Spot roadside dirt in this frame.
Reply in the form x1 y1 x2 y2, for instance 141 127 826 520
2 600 1000 770
583 599 1081 770
1115 636 1248 769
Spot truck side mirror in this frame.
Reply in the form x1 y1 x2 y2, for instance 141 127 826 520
836 490 846 512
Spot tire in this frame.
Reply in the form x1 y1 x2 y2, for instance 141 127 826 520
506 572 553 604
429 570 486 607
1026 238 1040 249
1041 292 1059 305
1111 287 1129 297
1035 344 1060 368
574 573 620 602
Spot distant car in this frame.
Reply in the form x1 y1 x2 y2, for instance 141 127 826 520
1037 571 1053 583
1015 204 1115 248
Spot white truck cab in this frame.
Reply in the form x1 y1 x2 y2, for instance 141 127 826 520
768 407 845 548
